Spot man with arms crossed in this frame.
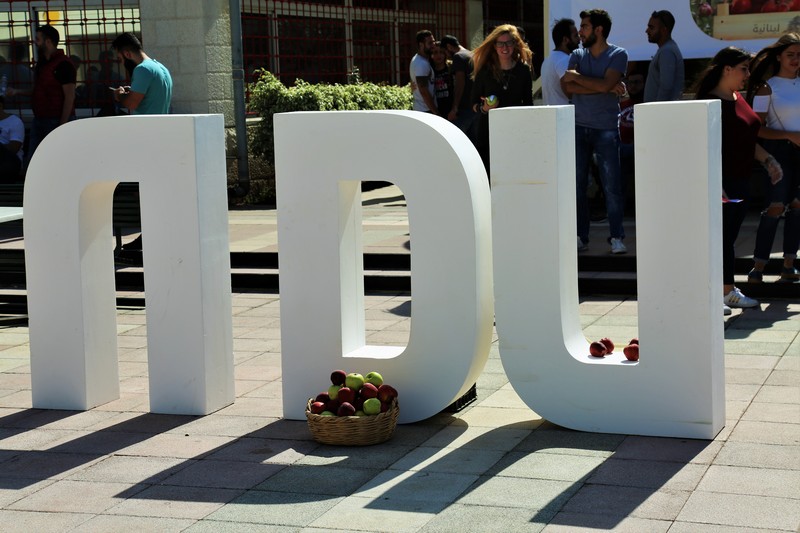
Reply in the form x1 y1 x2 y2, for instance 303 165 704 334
440 34 478 142
562 9 628 254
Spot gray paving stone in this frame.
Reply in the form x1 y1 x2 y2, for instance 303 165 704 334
558 485 691 521
9 479 146 513
420 423 531 451
205 491 343 526
200 437 318 464
295 444 414 470
0 509 92 532
255 464 379 496
728 420 800 446
486 451 605 483
586 457 707 491
0 451 102 481
542 512 671 532
753 384 800 404
355 470 478 504
677 491 800 530
715 441 800 470
67 455 189 484
309 495 445 533
742 401 800 423
388 446 505 475
667 521 781 532
419 502 551 533
513 428 624 457
161 459 285 489
75 514 196 532
105 484 244 519
457 475 578 510
611 436 722 464
697 464 800 498
765 369 800 386
185 521 299 532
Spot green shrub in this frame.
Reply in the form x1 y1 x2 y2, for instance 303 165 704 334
248 70 413 164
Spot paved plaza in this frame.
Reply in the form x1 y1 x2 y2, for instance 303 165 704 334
0 186 797 531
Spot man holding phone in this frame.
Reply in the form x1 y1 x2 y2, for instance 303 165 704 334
111 32 172 115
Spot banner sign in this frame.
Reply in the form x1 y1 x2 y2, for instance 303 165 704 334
548 0 800 60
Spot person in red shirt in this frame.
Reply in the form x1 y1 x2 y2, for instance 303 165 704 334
693 47 784 314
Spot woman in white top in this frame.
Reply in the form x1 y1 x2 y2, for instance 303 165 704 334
746 32 800 283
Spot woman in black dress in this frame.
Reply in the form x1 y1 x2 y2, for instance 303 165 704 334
470 24 533 179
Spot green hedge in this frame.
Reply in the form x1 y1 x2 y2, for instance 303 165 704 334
248 70 413 164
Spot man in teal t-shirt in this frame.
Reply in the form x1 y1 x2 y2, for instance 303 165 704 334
111 32 172 115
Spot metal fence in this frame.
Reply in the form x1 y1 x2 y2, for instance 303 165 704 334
240 0 466 86
0 0 139 112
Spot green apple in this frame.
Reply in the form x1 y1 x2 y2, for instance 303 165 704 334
345 373 365 391
365 371 383 387
363 397 381 415
328 384 341 400
320 411 335 416
355 410 366 416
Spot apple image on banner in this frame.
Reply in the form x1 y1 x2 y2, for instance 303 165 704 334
330 369 347 386
345 373 365 391
363 398 381 415
365 371 383 387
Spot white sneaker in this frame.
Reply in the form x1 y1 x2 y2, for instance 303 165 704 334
610 238 627 254
578 237 588 252
723 304 732 316
723 287 759 309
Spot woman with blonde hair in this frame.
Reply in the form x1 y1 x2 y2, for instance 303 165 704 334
470 25 533 178
745 32 800 284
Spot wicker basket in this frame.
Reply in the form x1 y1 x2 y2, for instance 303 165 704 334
305 398 399 446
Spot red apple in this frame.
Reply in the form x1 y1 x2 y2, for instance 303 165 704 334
790 0 800 10
330 369 347 386
353 396 365 412
589 341 607 357
731 0 753 13
337 386 355 404
360 382 379 399
623 344 640 361
629 337 639 345
377 384 398 403
598 337 614 353
315 392 331 404
761 0 780 11
698 2 713 16
337 402 356 416
380 400 391 413
326 399 340 413
310 401 326 414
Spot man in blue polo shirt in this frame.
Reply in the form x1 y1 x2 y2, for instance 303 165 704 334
562 8 628 255
111 32 172 115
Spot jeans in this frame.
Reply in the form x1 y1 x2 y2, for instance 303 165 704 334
453 108 479 145
753 139 800 262
723 179 750 285
26 117 62 168
575 125 625 243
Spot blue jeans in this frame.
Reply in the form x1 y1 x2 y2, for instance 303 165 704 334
26 117 62 168
453 108 479 145
575 125 625 243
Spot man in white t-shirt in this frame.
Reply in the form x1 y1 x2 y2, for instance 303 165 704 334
0 96 24 182
409 30 437 113
540 18 579 105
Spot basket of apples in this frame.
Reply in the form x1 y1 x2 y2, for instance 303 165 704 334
305 370 399 446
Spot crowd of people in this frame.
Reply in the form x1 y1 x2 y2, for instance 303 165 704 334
409 10 799 314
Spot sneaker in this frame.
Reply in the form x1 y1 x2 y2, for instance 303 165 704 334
610 238 627 254
578 237 588 252
723 304 732 316
779 266 799 283
723 287 759 309
747 268 763 283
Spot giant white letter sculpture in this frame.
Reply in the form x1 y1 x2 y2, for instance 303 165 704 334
275 111 494 423
25 115 234 415
491 103 724 439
